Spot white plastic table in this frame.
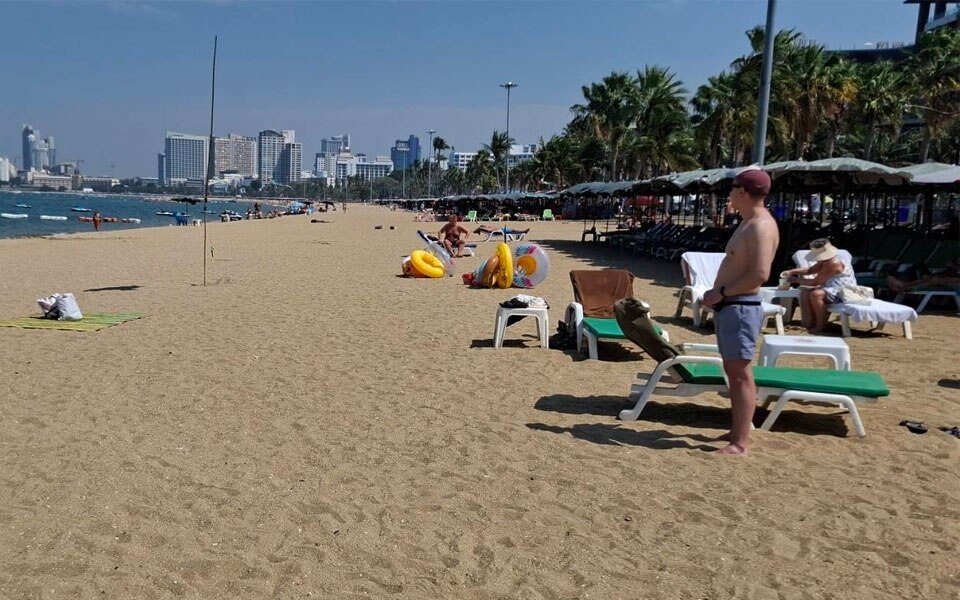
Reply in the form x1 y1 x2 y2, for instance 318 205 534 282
493 306 549 349
760 287 802 322
760 334 851 370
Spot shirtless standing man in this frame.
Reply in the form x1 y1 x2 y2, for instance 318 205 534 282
700 169 779 455
439 214 470 258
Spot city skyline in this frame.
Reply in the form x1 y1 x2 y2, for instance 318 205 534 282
1 1 918 177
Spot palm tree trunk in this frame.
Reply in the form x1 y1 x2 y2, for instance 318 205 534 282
919 127 933 163
863 123 877 161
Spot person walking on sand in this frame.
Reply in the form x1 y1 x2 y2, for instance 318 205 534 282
92 211 102 232
699 169 779 455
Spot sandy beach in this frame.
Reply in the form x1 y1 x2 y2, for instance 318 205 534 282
0 205 957 599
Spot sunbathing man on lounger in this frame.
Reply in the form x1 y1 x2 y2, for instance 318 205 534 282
439 214 471 258
887 258 959 293
473 225 530 236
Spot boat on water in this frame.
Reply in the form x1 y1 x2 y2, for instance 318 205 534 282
1 213 29 219
122 218 141 224
40 215 68 221
15 203 32 208
71 207 93 213
156 211 175 216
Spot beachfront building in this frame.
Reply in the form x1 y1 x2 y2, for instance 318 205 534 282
0 156 14 182
258 130 283 184
80 176 120 192
908 0 959 42
164 131 209 183
333 153 393 182
157 153 166 185
258 129 301 185
24 171 73 190
449 151 476 171
320 134 350 154
279 140 302 184
390 135 420 171
214 134 257 177
448 144 538 171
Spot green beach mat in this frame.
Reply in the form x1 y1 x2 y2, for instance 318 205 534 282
0 312 143 332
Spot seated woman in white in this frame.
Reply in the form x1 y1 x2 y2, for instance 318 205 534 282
783 239 857 334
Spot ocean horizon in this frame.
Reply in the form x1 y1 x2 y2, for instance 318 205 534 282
0 190 256 239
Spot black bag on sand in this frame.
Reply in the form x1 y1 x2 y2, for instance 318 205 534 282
549 320 577 351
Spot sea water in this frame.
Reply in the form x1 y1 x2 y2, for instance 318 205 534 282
0 190 253 239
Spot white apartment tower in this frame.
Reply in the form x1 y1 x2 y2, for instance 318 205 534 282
214 134 257 176
164 131 209 181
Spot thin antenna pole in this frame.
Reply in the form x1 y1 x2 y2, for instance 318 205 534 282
202 36 218 286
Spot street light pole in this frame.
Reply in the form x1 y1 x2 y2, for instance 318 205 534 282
427 129 436 198
752 0 777 165
401 147 407 199
499 81 517 193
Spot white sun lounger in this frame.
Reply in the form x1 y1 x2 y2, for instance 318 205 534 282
676 252 786 334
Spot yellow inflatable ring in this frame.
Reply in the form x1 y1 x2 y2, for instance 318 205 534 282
480 255 500 287
409 250 445 278
494 242 513 288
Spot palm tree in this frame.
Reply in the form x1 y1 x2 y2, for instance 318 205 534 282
465 150 494 193
432 136 450 162
625 65 693 178
482 130 514 190
909 28 960 162
570 71 638 179
852 61 910 161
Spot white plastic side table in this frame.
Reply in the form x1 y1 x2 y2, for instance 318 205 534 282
760 334 851 370
760 287 802 322
493 306 549 349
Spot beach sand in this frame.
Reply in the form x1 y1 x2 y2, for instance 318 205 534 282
1 206 957 599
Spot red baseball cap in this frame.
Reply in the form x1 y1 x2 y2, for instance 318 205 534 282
733 169 771 195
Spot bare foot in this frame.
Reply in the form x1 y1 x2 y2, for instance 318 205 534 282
716 443 749 455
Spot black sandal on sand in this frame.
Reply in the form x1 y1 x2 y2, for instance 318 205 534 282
938 426 960 439
899 420 928 434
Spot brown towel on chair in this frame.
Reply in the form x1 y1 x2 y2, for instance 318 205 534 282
614 298 683 362
569 269 635 319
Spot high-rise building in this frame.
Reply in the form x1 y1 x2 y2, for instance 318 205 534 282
21 125 56 172
390 135 420 171
46 136 56 168
214 134 257 176
279 142 302 184
157 153 166 184
258 129 300 184
320 134 350 155
0 156 13 182
333 153 393 182
164 131 209 181
21 125 35 172
258 130 284 184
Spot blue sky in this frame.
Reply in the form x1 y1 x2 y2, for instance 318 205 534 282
1 0 916 177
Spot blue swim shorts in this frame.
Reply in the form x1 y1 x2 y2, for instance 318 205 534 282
713 294 764 361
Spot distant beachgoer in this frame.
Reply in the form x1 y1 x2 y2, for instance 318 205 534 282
473 225 529 236
887 259 959 294
92 211 102 232
342 202 348 213
439 214 470 258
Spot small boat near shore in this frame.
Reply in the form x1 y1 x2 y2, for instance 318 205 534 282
1 213 29 219
40 215 68 221
156 211 175 216
71 207 92 213
15 203 32 208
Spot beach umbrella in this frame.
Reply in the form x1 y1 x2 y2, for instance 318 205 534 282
763 157 913 191
910 165 960 186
